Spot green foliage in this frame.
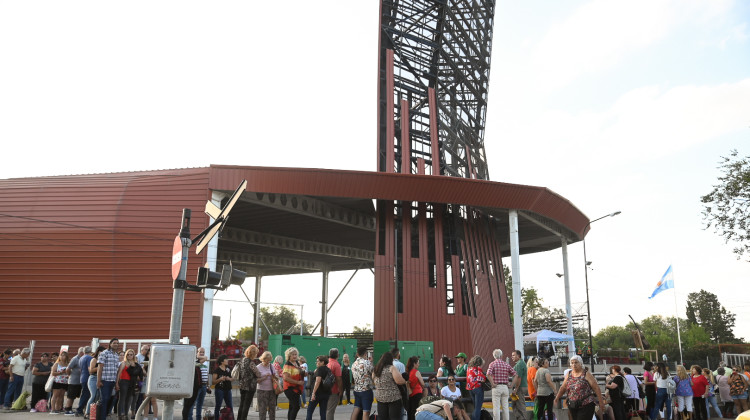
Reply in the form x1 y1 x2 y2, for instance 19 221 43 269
685 289 739 343
234 306 314 341
593 325 632 350
352 324 373 334
701 149 750 259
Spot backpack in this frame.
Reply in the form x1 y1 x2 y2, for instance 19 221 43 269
322 369 335 390
35 399 50 412
219 406 234 420
621 376 633 397
665 376 676 396
480 409 493 420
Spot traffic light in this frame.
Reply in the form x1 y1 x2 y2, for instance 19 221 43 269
196 263 246 290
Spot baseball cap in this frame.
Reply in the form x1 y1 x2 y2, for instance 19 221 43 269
455 352 467 359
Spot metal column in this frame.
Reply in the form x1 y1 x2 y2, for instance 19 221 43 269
253 275 262 343
561 238 575 357
200 192 224 351
321 270 329 337
509 210 523 352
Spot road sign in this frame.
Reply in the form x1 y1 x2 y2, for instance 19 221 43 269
172 236 182 280
193 179 247 254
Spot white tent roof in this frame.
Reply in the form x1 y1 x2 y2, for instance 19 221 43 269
522 329 574 353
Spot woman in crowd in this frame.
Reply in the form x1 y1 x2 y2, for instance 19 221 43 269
425 375 441 398
115 349 139 420
341 353 351 405
605 365 626 420
299 356 308 408
50 351 70 414
437 357 454 378
257 351 279 420
674 365 694 420
465 355 486 420
238 345 261 420
651 362 672 420
702 368 722 419
283 347 304 420
30 353 52 412
372 351 407 420
715 367 733 417
690 365 708 420
554 356 606 420
440 375 461 401
274 355 284 387
306 355 331 420
406 356 425 420
534 358 555 420
85 346 105 419
622 367 641 413
643 362 656 418
728 366 749 415
213 355 234 416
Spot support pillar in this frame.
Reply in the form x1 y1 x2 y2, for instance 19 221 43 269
253 275 262 344
200 193 223 352
321 270 329 337
509 210 523 354
561 238 576 358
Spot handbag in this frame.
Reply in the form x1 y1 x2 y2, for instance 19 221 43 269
45 372 55 393
481 379 493 391
272 377 283 395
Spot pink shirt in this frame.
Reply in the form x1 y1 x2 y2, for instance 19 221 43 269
328 358 342 394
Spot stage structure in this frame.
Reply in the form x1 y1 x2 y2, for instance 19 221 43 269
374 0 513 358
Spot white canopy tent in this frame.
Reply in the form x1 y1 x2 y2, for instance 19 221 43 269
522 329 575 353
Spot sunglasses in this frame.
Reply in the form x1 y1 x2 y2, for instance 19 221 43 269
448 379 456 382
429 379 437 383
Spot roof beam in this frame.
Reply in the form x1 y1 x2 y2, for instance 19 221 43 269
218 251 327 274
238 192 376 231
220 227 374 262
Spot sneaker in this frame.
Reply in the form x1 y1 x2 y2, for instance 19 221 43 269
31 409 38 413
50 411 61 415
65 411 75 416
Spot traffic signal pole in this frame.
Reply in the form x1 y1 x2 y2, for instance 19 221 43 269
164 209 192 420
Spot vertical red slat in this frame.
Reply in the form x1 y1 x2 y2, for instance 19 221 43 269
386 50 395 173
428 87 440 176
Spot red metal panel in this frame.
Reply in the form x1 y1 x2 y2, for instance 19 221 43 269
0 169 211 356
428 88 440 176
386 50 396 173
401 99 410 175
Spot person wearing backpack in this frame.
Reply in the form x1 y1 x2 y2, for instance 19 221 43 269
605 365 627 420
650 362 672 420
306 355 332 420
622 367 640 413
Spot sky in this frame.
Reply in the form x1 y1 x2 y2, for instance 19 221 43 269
2 1 749 345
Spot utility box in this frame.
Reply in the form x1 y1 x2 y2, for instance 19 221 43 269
267 335 357 368
145 344 197 400
374 341 434 373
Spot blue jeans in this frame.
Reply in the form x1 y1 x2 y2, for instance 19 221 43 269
705 395 721 419
4 374 24 407
417 411 445 420
0 378 8 407
651 388 672 420
86 376 99 416
189 385 207 420
214 387 233 415
78 379 91 414
98 380 116 420
306 395 329 420
471 388 484 420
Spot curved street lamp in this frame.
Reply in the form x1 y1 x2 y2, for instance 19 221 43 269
583 211 621 372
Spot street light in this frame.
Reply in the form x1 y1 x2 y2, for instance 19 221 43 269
582 210 621 373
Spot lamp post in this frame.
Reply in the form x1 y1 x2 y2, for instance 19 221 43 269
582 210 621 373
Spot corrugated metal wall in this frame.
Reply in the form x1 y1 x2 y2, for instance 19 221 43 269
0 169 211 356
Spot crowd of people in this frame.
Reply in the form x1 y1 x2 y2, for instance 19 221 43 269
4 342 750 420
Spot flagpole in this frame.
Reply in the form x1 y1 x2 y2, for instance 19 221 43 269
671 265 684 366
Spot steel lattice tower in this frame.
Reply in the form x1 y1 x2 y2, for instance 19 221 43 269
374 0 512 359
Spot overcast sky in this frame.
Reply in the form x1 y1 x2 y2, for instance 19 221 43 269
2 1 749 345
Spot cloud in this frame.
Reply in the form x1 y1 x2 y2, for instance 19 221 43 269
531 0 735 90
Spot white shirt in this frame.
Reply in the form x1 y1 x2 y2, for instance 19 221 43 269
655 372 671 388
393 359 405 374
441 385 462 400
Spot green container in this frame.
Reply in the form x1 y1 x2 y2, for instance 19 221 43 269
267 335 358 367
373 340 434 373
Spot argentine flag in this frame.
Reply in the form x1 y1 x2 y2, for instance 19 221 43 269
649 265 675 299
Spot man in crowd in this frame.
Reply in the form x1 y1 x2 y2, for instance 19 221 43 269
77 347 94 417
97 338 120 420
392 348 405 374
3 348 30 410
511 350 528 420
327 348 343 420
350 346 374 420
487 349 519 420
0 349 11 407
64 347 85 415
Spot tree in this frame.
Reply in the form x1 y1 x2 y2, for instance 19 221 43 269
234 306 314 341
352 324 373 334
685 289 738 342
701 149 750 259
